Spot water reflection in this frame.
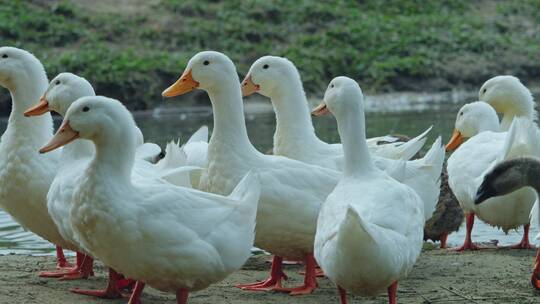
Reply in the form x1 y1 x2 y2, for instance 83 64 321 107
0 97 537 255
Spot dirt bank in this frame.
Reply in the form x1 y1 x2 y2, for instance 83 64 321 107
0 247 539 303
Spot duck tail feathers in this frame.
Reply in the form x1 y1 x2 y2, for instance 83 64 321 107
187 125 209 144
393 126 432 160
502 117 540 161
338 206 375 245
228 171 261 219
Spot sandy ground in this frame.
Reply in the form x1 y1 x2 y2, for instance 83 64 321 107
0 246 539 304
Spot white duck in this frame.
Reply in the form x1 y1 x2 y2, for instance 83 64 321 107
243 56 443 222
24 72 208 298
446 101 538 250
475 156 540 289
39 96 261 304
162 51 343 295
0 47 77 273
313 76 424 304
242 56 429 163
479 75 537 131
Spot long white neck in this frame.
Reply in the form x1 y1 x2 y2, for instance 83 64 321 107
207 79 258 154
3 76 53 148
271 82 322 149
336 101 375 177
87 128 136 186
499 91 536 131
61 139 94 163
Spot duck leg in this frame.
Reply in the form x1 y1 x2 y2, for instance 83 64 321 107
236 255 288 291
449 213 482 251
70 268 134 298
388 281 398 304
299 261 325 277
275 253 318 295
338 285 348 304
531 249 540 289
177 288 189 304
127 281 145 304
39 252 93 278
55 245 71 269
59 254 94 280
510 224 535 249
439 232 448 249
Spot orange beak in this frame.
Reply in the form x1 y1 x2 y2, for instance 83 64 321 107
241 75 260 97
445 129 465 152
311 103 330 117
162 69 199 98
39 120 80 153
24 95 50 117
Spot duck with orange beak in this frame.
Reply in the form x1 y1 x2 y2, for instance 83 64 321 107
446 101 538 251
0 46 83 278
24 73 141 298
163 51 343 296
38 95 261 304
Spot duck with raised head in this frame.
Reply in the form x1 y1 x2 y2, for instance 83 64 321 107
162 51 343 295
24 72 211 299
243 55 444 223
39 96 261 304
479 75 537 131
313 76 425 304
0 47 77 275
446 101 538 251
242 56 430 162
475 156 540 289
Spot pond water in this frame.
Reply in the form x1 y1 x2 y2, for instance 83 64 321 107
0 91 538 255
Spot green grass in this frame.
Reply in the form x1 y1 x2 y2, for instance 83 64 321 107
1 0 539 111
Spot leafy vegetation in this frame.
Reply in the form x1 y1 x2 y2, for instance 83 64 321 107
1 0 539 111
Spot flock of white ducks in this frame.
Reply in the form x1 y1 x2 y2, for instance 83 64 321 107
0 46 537 304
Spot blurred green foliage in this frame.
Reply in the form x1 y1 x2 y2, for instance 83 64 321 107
1 0 539 110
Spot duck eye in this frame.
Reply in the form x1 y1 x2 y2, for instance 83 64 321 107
459 112 463 116
263 64 269 69
82 106 90 112
1 54 7 58
330 84 335 88
55 80 61 85
483 88 487 94
203 60 210 66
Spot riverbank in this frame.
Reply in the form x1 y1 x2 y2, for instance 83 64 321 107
1 248 538 303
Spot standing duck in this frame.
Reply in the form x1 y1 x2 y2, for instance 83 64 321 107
242 56 429 164
242 56 443 222
24 72 207 299
446 102 538 250
39 96 261 304
163 51 342 295
0 47 77 274
475 156 540 289
313 76 425 304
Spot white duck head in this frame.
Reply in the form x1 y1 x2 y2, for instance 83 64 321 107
162 51 239 97
241 56 303 98
445 101 499 152
40 96 137 153
478 75 536 130
314 76 364 119
312 76 373 175
25 73 95 117
0 47 47 92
